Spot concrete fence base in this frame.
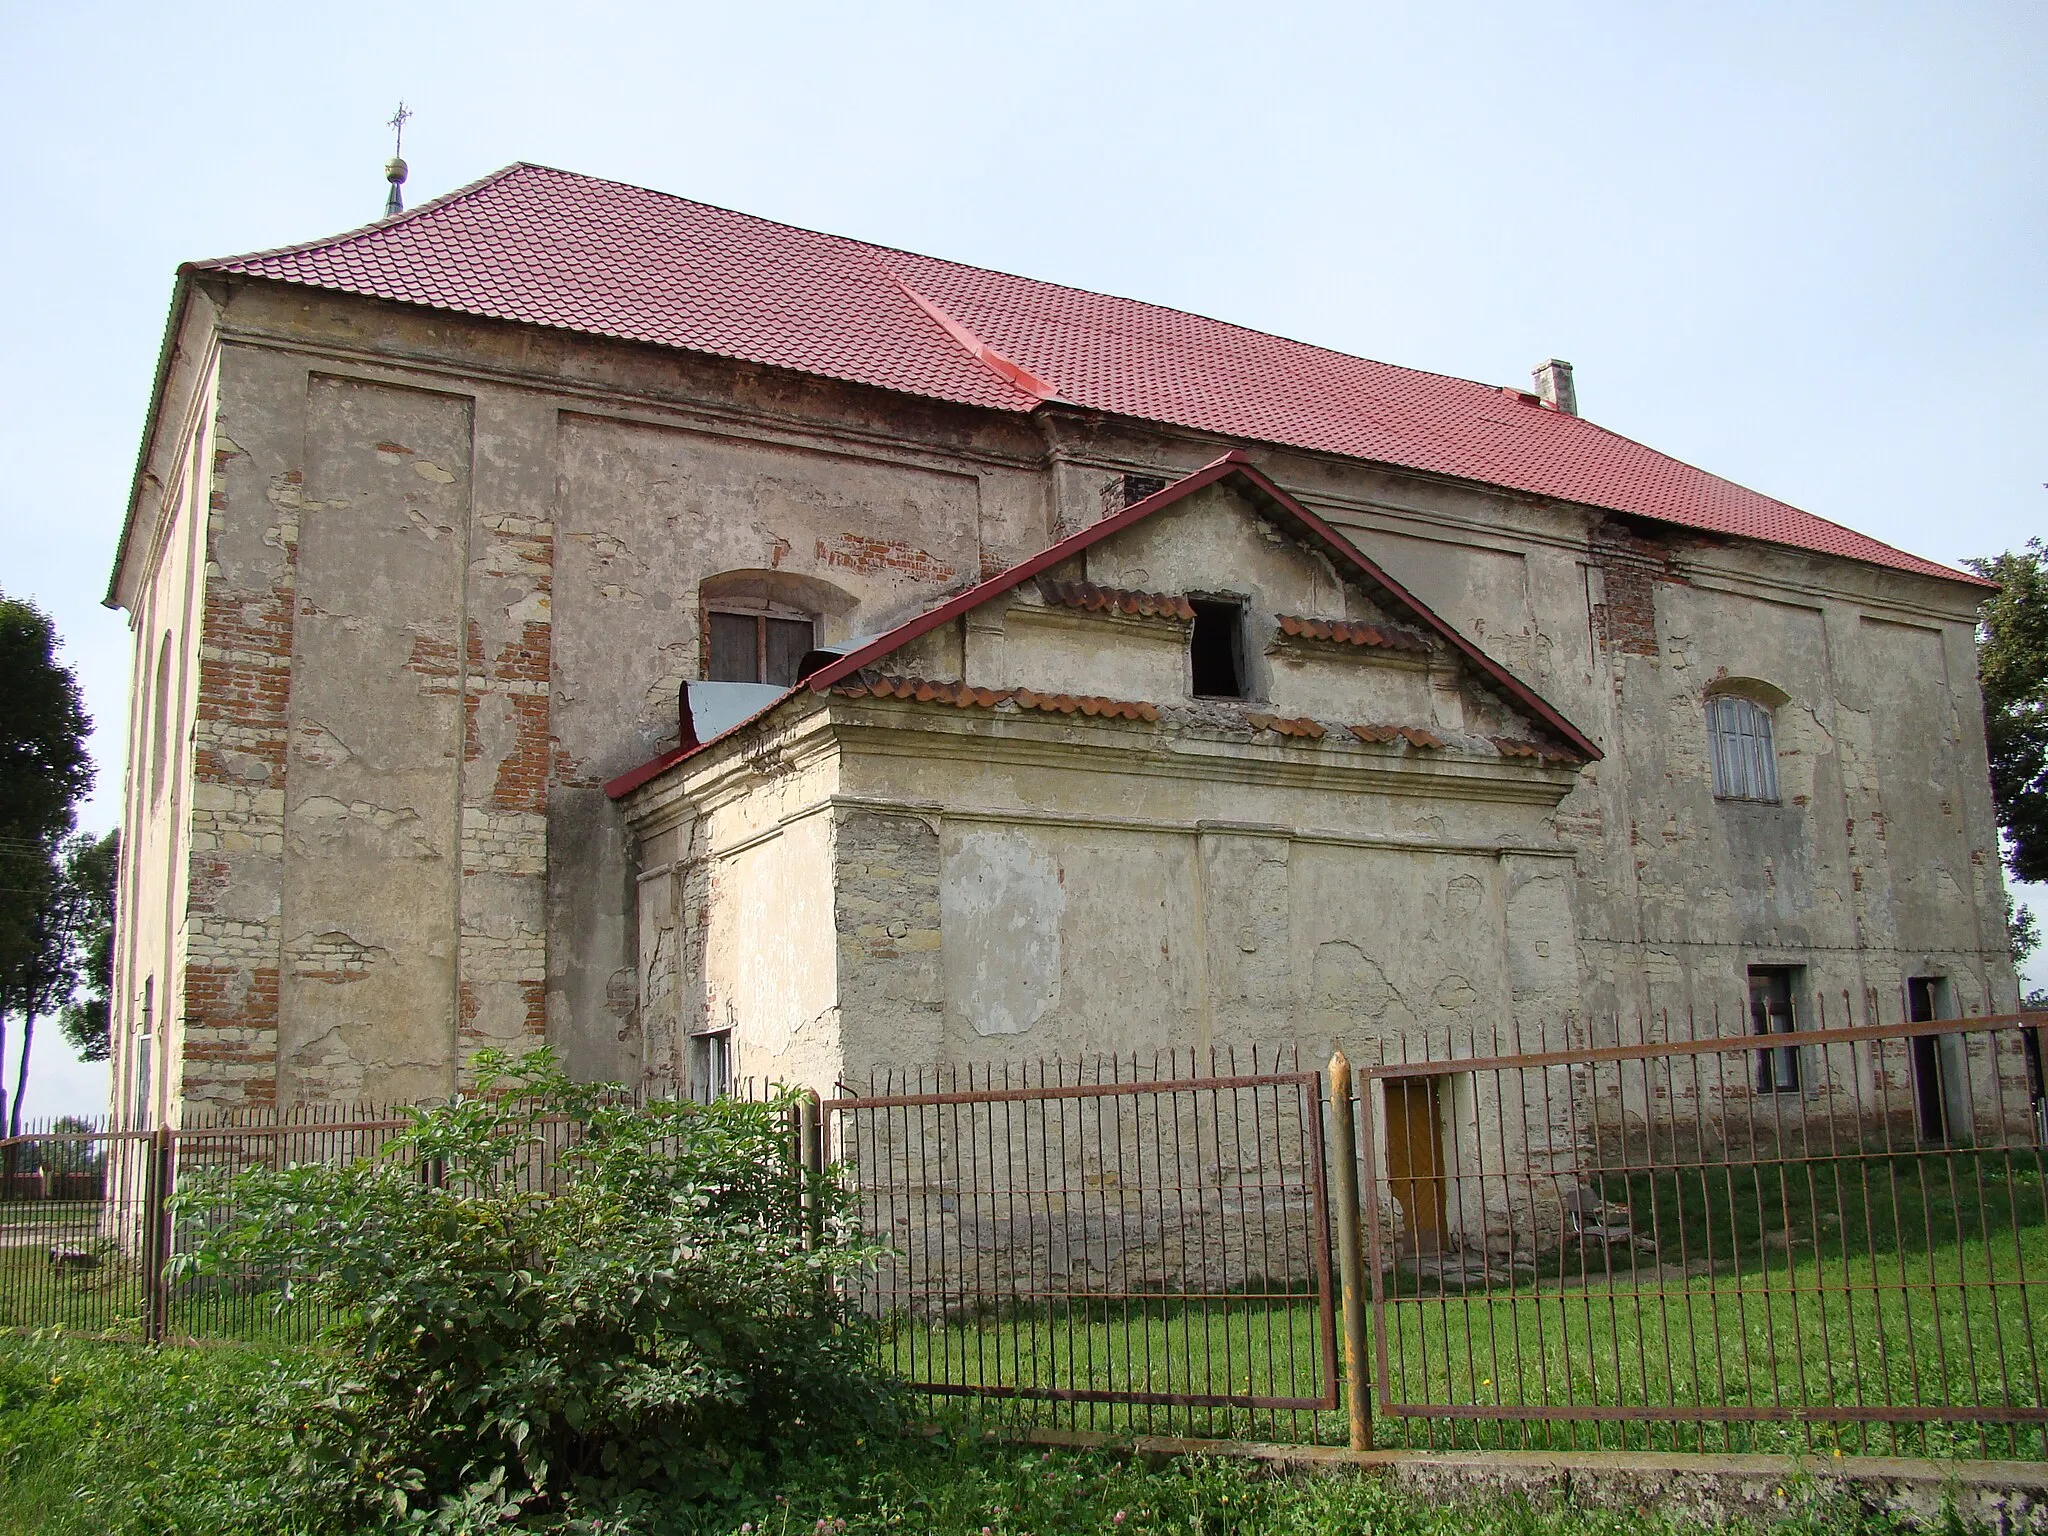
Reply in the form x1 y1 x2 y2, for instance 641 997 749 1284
1017 1428 2048 1531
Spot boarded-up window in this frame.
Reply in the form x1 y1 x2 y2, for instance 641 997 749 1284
1383 1075 1447 1252
707 611 815 687
1707 694 1779 802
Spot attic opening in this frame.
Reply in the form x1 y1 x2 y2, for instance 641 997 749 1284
1188 599 1248 699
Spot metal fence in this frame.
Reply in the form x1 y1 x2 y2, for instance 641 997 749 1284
2 1010 2044 1461
0 1109 431 1342
1352 1005 2048 1458
825 1050 1340 1444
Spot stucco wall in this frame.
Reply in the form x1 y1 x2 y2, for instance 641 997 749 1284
110 294 220 1126
113 276 2017 1118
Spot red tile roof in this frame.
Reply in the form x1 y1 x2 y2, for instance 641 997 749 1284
1038 580 1195 621
836 674 1161 722
1275 613 1432 653
1350 723 1448 750
206 163 1977 586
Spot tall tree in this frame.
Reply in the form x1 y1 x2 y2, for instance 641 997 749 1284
0 595 94 1134
4 834 93 1135
59 830 117 1066
1968 539 2048 884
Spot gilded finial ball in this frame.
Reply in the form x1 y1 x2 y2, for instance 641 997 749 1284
385 156 408 185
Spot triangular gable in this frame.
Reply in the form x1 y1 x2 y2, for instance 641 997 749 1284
803 450 1601 760
606 451 1599 800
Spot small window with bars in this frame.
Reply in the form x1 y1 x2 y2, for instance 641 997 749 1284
707 610 815 687
1707 694 1779 803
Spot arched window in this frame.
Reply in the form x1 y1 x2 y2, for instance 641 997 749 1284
1706 693 1779 802
698 570 854 688
149 632 173 806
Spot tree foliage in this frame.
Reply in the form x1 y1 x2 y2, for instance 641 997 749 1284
0 830 111 1133
181 1050 890 1529
1968 539 2048 884
59 829 117 1064
0 595 93 1001
0 595 94 1134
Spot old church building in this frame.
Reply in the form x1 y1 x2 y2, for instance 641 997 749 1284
107 163 2018 1121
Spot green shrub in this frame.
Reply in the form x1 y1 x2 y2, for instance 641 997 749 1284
179 1050 887 1528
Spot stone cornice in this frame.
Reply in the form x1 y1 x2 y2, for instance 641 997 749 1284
828 697 1582 807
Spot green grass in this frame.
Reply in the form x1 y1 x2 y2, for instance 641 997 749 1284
880 1153 2048 1458
0 1335 1942 1535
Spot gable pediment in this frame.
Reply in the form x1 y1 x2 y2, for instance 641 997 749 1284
815 458 1597 766
606 453 1597 802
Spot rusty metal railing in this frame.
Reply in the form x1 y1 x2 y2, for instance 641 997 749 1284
1352 1007 2048 1457
826 1050 1343 1444
10 1010 2047 1462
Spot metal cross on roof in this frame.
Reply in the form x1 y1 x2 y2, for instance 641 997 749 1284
383 102 412 218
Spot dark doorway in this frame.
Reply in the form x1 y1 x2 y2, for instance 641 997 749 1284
1749 967 1801 1094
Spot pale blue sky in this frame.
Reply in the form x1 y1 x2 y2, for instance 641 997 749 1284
2 1 2042 1117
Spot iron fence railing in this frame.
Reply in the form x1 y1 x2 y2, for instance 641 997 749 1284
1352 1006 2048 1458
825 1050 1340 1445
1 1010 2044 1460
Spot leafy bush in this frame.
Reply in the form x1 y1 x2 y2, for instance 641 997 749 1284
179 1050 886 1528
0 1336 1931 1536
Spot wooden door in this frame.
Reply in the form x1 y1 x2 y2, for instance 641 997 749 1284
1383 1076 1447 1253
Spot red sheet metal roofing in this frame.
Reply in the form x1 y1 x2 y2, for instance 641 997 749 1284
197 162 1975 586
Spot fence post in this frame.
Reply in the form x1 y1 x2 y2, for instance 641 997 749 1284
1328 1050 1372 1451
140 1126 173 1344
799 1090 823 1253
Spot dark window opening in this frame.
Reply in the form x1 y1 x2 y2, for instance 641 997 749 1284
708 611 815 687
690 1029 733 1104
1189 599 1247 699
1750 966 1801 1093
1909 976 1953 1142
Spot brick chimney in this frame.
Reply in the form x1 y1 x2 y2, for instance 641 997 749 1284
1532 359 1578 416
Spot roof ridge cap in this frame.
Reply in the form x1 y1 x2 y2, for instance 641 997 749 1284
187 162 534 274
887 275 1058 404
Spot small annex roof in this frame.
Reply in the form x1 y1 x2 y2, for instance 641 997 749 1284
176 163 1979 589
604 452 1600 800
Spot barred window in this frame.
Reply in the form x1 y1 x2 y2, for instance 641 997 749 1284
1707 694 1779 802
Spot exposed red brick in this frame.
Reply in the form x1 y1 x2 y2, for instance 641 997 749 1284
187 852 231 916
403 630 462 680
181 965 281 1107
1589 520 1687 660
816 533 956 585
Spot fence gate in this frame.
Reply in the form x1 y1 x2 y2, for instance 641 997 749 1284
826 1054 1341 1444
1356 1010 2048 1458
